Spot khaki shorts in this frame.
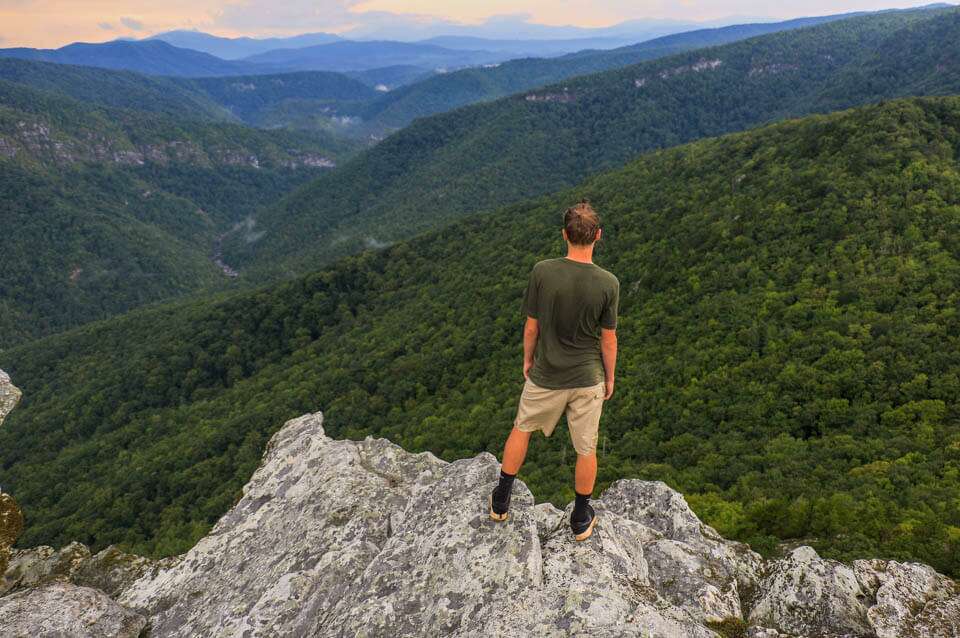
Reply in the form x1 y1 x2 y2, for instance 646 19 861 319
513 378 605 455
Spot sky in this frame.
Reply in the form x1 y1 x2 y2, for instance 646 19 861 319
0 0 951 48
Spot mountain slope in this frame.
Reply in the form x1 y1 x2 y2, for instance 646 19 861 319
0 80 350 346
0 40 265 77
0 59 232 121
2 97 959 577
228 6 960 277
345 13 869 136
175 72 378 128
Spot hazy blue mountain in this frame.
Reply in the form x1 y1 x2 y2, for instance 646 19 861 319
148 31 342 60
416 36 639 56
0 40 268 77
242 40 511 72
342 15 707 42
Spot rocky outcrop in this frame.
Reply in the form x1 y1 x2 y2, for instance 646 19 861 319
0 582 146 638
2 410 959 637
0 369 20 426
0 493 23 576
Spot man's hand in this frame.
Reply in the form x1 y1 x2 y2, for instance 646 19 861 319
604 377 615 400
523 359 534 379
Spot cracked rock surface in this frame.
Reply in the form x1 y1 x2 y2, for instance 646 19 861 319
0 369 20 426
3 411 960 637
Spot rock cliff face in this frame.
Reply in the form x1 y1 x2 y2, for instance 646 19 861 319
0 369 20 426
1 401 959 637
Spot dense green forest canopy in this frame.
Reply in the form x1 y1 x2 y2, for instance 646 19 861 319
0 80 355 346
3 97 958 579
226 6 960 280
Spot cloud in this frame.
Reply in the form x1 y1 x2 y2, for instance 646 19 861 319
120 16 145 31
214 0 363 32
98 22 115 30
212 0 573 39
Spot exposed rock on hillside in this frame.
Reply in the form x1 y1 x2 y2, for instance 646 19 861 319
2 410 959 637
0 369 20 426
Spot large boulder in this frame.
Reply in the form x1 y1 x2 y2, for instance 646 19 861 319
749 546 875 636
0 492 24 577
0 369 20 426
1 541 90 596
119 412 732 637
855 559 960 638
0 582 146 637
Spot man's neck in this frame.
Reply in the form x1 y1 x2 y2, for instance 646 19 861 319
565 244 594 264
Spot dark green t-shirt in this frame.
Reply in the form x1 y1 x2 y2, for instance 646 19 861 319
523 257 619 389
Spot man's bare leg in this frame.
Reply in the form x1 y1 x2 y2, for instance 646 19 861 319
574 452 597 495
501 427 532 475
491 427 531 521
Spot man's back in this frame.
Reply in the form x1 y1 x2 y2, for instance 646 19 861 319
523 257 619 390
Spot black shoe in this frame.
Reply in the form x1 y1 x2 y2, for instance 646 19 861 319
490 487 511 522
570 503 598 541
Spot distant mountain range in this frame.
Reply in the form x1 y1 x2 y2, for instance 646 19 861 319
242 40 511 73
0 40 263 77
225 5 960 277
147 30 342 60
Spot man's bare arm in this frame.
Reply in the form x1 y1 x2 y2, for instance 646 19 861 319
523 316 539 379
601 328 617 399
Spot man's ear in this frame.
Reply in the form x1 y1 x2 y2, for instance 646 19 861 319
561 228 568 242
596 228 603 242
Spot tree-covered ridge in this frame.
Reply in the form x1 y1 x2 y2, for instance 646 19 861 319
228 6 960 278
0 80 358 170
3 97 959 578
0 59 232 122
0 40 262 77
0 80 354 347
356 12 862 135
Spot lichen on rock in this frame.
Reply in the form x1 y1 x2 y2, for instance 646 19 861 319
0 369 21 427
0 492 24 577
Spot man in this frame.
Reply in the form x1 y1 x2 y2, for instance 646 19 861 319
490 200 619 541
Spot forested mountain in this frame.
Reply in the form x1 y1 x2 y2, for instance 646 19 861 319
0 59 234 121
0 40 269 77
347 12 866 136
0 80 354 346
226 6 960 278
3 98 958 578
0 59 383 135
241 41 509 72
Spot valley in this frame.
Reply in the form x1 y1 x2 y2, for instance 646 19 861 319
2 6 960 620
